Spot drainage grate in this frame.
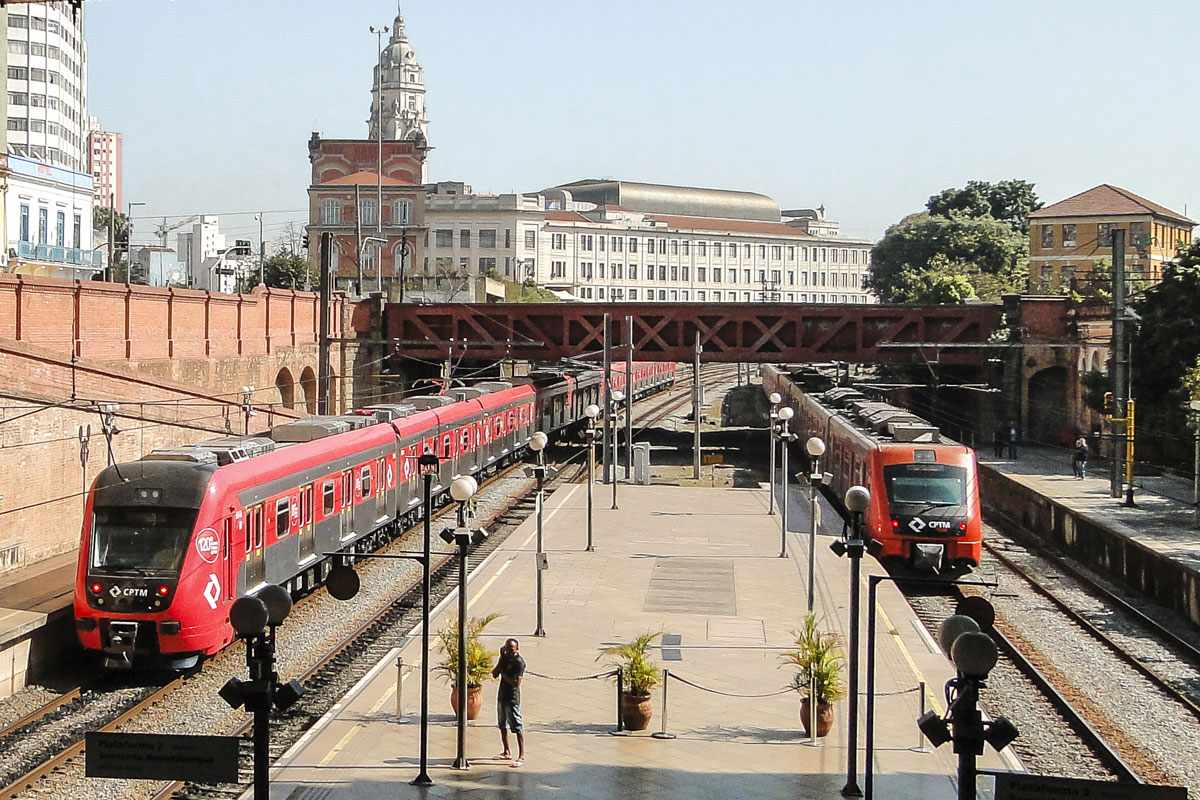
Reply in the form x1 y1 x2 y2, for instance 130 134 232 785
644 558 736 616
661 632 683 661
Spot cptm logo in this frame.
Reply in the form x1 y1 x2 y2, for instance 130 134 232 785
195 528 220 564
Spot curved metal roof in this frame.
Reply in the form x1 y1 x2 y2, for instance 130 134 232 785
553 179 780 222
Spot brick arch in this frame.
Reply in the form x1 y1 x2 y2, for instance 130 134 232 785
300 366 317 414
275 367 296 410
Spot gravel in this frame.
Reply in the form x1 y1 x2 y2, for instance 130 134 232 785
0 686 62 733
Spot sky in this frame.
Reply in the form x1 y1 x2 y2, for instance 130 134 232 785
86 0 1200 248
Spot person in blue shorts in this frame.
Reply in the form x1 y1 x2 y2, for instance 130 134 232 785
492 637 526 766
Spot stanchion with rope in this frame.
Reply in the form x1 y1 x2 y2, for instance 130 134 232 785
651 668 675 740
510 666 624 734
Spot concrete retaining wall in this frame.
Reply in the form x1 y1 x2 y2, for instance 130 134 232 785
980 466 1200 627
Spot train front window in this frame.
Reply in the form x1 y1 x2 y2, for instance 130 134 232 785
883 464 966 506
91 506 197 574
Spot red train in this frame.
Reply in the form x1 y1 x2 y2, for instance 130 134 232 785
75 363 675 669
760 365 982 572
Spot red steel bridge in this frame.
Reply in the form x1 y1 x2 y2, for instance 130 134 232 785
384 302 1005 364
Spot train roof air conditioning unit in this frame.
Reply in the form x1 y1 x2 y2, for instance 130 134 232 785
474 381 513 392
143 448 220 466
194 436 277 465
355 404 418 422
270 418 352 443
450 388 486 402
891 424 940 443
407 396 456 410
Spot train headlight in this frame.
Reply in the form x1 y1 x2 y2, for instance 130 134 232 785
90 582 103 595
157 584 170 597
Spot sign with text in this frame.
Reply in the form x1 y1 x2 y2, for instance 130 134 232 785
85 732 239 783
994 772 1186 800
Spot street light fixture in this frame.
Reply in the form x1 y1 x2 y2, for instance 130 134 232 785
584 404 601 552
98 402 120 466
610 391 625 510
805 436 827 612
240 386 255 435
440 475 484 770
768 392 782 515
776 406 795 558
527 432 550 636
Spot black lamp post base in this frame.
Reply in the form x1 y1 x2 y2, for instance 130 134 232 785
842 781 863 797
533 627 546 637
410 773 433 786
452 757 470 770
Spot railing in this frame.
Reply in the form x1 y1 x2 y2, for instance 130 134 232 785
14 241 104 268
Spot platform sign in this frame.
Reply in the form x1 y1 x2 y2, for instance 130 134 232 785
85 732 239 783
994 773 1186 800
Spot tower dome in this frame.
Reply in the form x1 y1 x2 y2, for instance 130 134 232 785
367 10 429 145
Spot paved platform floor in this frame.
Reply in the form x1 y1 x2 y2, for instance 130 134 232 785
261 480 1013 799
978 445 1200 568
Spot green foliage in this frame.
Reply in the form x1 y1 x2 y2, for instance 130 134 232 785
925 179 1042 234
867 212 1029 303
435 613 501 689
780 614 846 703
504 279 561 303
1182 355 1200 402
1081 370 1109 414
598 631 661 696
262 250 315 290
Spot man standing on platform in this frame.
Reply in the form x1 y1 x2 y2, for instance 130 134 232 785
492 638 526 767
1007 420 1019 460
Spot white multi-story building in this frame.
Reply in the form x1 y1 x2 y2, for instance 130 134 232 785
86 115 121 208
4 2 89 172
176 215 229 288
421 179 874 304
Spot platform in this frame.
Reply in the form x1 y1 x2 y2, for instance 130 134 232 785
261 477 1014 799
0 550 77 697
977 445 1200 626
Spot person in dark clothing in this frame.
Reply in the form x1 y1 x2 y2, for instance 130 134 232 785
993 426 1005 459
1072 434 1089 479
1006 420 1018 460
492 638 526 766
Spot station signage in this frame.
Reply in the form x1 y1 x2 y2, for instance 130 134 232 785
994 772 1186 800
85 732 239 783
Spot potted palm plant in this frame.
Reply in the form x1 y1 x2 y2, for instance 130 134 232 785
780 613 845 737
598 631 661 731
435 613 500 720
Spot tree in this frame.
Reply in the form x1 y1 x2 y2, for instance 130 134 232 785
866 212 1028 303
92 207 130 269
261 250 315 290
926 179 1042 234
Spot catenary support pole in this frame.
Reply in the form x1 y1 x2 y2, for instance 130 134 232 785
1111 227 1127 498
317 232 332 414
693 332 702 479
625 315 633 474
808 456 821 613
534 455 546 636
354 185 363 294
586 426 595 551
453 507 469 769
780 419 789 558
768 408 776 515
603 313 612 484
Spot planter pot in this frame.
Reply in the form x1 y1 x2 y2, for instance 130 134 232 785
800 697 835 738
621 691 653 731
450 685 483 721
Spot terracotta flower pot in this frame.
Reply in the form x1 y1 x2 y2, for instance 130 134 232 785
450 685 483 720
800 697 835 738
621 691 653 731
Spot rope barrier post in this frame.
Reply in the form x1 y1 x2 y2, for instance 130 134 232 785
651 669 676 740
916 682 927 752
396 655 404 718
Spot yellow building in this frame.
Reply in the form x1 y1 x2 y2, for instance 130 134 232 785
1027 184 1194 292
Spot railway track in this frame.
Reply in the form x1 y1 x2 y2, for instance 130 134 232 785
0 368 734 800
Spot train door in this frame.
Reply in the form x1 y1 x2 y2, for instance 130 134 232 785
375 457 387 518
299 483 315 560
222 517 234 603
245 504 265 587
339 470 353 540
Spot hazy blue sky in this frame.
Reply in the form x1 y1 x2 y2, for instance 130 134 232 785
88 0 1200 248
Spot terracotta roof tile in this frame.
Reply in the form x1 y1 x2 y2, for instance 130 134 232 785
322 170 414 187
544 211 592 222
1029 184 1195 225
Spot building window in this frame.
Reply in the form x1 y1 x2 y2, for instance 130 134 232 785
1097 222 1114 247
697 290 706 301
628 264 638 280
670 265 678 281
581 234 593 251
550 260 566 278
479 229 497 249
658 265 667 281
435 229 453 248
697 267 707 282
614 263 623 279
320 199 340 225
743 244 751 258
56 211 65 247
682 240 690 255
787 271 795 285
681 266 689 281
598 287 606 299
599 263 606 278
1040 225 1054 249
713 242 722 257
1062 224 1077 247
38 208 48 245
73 214 81 248
612 236 623 252
787 246 795 261
504 229 512 248
1040 265 1052 289
1130 221 1149 249
551 233 566 250
629 289 638 300
360 199 377 226
7 92 27 106
479 257 496 274
362 242 380 272
460 229 471 248
393 199 412 225
743 269 751 283
524 229 537 249
771 270 781 284
698 241 707 256
671 240 679 255
18 205 30 243
658 239 667 255
759 245 767 259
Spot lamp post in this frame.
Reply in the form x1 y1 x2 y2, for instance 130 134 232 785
412 452 439 786
610 391 625 510
768 392 781 515
528 432 550 636
584 405 601 551
776 406 795 558
124 201 145 284
440 475 482 770
832 485 871 798
219 586 303 800
240 386 254 435
805 436 827 612
98 402 120 466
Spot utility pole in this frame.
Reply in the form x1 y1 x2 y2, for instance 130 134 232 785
371 24 387 293
602 313 612 484
693 331 702 479
106 192 114 282
1110 228 1127 499
624 315 633 474
318 232 332 414
257 212 265 286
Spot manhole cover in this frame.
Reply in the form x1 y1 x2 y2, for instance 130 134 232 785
644 559 735 615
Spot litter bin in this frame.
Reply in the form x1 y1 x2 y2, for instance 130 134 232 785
633 443 652 485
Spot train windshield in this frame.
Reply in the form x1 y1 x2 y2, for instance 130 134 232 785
90 506 197 574
883 464 966 506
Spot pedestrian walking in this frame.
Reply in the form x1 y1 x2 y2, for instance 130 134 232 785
492 638 526 767
1072 434 1089 479
993 426 1005 459
1007 420 1018 460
